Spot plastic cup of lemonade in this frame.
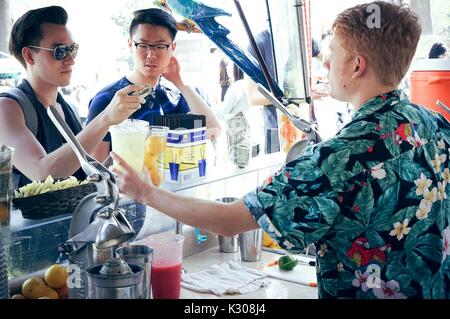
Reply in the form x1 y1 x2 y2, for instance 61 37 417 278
145 233 184 299
109 119 149 173
144 126 169 186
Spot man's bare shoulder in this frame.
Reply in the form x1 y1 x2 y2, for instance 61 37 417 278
0 96 26 126
0 95 22 109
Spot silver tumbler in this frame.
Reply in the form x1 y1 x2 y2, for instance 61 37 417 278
86 258 144 299
116 245 153 299
216 197 239 253
218 234 238 253
238 229 263 262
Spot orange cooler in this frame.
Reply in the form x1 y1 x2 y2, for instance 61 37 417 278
409 59 450 121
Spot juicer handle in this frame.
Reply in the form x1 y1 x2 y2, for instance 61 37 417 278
257 84 312 132
47 105 97 176
437 100 450 116
257 83 321 145
47 106 120 207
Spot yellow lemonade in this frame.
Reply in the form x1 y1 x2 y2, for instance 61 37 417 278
109 119 149 173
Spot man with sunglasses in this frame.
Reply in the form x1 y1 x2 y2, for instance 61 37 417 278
0 6 143 187
86 8 221 163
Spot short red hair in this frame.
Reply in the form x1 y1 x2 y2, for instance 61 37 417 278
332 1 421 86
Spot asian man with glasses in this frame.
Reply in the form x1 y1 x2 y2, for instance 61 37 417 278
0 6 143 187
86 8 222 163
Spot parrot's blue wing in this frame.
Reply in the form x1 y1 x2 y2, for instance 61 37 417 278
166 0 284 98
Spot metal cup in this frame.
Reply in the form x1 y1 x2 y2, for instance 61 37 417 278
238 229 263 262
218 235 238 253
86 258 144 299
116 245 153 299
216 197 239 253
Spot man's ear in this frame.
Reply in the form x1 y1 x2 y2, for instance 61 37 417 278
22 47 35 66
171 41 176 52
127 38 133 52
352 55 366 79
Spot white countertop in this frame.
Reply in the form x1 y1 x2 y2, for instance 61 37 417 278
180 247 318 299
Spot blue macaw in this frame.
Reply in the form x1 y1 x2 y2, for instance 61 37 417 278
165 0 284 99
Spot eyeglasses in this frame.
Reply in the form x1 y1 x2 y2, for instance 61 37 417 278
28 43 79 61
132 40 172 54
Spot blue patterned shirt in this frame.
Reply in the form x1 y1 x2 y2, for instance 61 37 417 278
244 90 450 299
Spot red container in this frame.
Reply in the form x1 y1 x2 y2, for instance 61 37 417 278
409 59 450 121
151 263 182 299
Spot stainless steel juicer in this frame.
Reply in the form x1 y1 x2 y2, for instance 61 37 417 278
47 106 135 299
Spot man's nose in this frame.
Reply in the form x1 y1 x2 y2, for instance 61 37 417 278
146 49 157 59
64 53 75 65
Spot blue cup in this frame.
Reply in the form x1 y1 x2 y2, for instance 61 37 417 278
169 162 180 181
198 159 206 177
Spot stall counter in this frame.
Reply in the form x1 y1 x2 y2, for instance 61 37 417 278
180 247 318 299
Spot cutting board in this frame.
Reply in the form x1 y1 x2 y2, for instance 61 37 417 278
263 256 317 287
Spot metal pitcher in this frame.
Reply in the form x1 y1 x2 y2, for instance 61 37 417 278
116 245 153 299
216 198 239 253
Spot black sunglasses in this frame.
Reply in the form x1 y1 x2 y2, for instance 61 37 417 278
28 43 79 61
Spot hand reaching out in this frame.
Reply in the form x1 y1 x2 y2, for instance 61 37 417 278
110 152 152 204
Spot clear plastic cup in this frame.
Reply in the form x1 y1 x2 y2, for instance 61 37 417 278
144 126 169 187
109 119 149 173
144 233 184 299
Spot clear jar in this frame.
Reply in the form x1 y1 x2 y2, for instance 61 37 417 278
144 126 169 186
225 113 251 168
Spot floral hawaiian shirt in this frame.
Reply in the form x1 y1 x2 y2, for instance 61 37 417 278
244 90 450 299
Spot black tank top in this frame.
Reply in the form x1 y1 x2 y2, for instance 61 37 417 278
0 80 86 187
